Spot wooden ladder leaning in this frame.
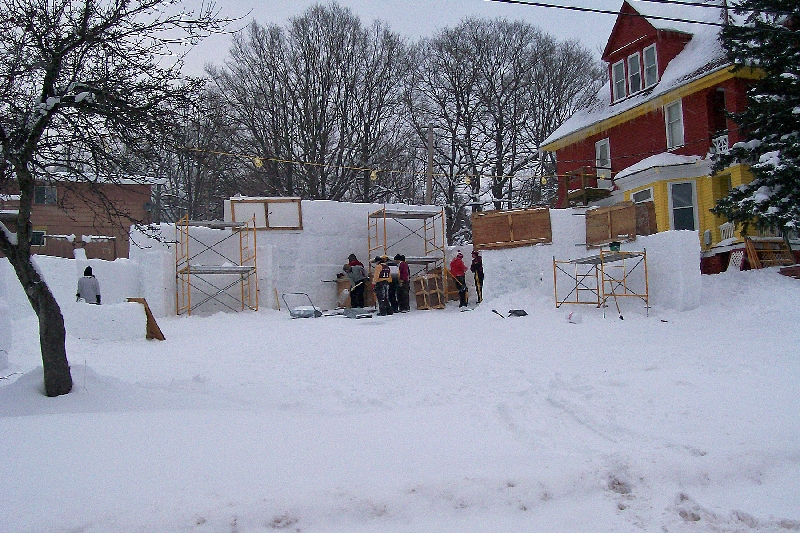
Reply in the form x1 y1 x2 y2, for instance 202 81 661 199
744 236 795 269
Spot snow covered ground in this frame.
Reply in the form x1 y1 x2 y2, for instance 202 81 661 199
1 265 799 533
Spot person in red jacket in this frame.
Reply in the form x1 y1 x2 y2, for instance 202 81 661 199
449 250 468 307
396 254 411 312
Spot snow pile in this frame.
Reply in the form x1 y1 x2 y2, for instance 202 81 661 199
0 266 798 533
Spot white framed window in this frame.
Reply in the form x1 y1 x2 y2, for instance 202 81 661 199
643 44 658 87
595 138 611 178
669 181 697 231
627 53 642 94
631 187 653 203
612 60 626 102
665 100 684 149
34 185 57 205
31 230 46 246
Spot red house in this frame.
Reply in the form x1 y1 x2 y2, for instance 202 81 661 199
542 1 766 266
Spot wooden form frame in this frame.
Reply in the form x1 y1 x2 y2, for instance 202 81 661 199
175 215 258 315
585 201 639 247
229 197 303 230
471 207 552 250
368 206 446 309
553 250 649 317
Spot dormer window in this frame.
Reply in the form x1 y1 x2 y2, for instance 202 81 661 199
612 60 626 102
643 44 658 87
628 53 642 94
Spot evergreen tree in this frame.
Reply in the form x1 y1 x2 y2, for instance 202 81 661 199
713 0 800 232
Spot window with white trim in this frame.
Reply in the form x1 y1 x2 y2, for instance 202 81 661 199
631 188 653 203
643 44 658 87
628 52 642 94
612 60 626 102
31 230 46 246
669 181 696 231
665 100 684 149
595 138 611 178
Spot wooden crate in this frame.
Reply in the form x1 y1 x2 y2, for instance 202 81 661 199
472 207 552 250
413 273 446 310
586 201 638 247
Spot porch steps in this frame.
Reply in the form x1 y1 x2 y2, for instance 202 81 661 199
744 237 794 269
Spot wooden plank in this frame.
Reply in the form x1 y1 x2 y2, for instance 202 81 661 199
127 298 166 340
635 201 658 236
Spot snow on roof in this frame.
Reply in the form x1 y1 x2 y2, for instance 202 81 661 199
613 152 703 180
629 0 726 34
542 2 728 150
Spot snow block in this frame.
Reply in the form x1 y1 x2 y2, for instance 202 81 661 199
62 301 147 341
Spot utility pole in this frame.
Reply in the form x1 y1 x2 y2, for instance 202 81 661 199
426 123 433 205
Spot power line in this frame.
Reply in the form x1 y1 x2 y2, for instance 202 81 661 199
487 0 796 26
486 0 727 27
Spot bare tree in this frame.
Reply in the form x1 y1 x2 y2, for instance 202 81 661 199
0 0 229 396
207 3 415 204
406 25 486 244
406 18 604 242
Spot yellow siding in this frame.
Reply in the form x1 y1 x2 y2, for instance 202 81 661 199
622 164 754 248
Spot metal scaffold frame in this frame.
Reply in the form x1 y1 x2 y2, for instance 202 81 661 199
368 206 447 309
175 215 258 315
553 250 649 317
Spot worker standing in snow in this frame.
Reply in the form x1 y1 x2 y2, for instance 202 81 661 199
470 250 484 304
372 255 393 316
397 254 411 312
76 266 101 304
387 255 400 313
449 251 468 308
343 263 368 308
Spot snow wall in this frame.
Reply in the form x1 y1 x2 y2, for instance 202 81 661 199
131 200 443 315
480 208 701 312
0 203 701 352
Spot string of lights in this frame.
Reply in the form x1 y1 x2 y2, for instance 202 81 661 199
182 122 737 185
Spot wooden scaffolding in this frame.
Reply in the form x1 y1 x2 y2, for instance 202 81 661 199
553 250 649 317
367 206 447 310
175 215 258 315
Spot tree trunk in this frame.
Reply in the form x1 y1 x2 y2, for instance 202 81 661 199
5 246 72 397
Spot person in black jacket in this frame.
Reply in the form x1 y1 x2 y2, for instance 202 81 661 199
470 250 484 304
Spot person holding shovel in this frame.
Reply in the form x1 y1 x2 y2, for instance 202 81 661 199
449 251 468 308
343 262 368 309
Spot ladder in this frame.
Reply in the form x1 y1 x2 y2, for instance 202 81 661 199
744 237 794 269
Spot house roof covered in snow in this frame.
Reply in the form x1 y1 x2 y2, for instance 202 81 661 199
542 1 729 150
613 152 704 181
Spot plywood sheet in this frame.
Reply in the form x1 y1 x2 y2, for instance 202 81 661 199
472 207 552 250
585 201 637 247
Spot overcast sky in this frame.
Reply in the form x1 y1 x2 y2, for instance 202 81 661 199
181 0 624 76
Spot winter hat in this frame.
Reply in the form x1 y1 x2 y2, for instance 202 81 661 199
456 251 463 258
84 266 93 277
